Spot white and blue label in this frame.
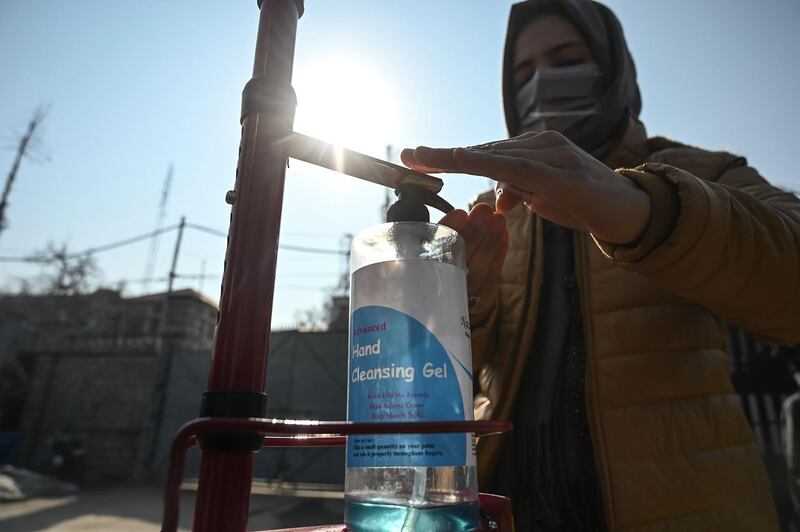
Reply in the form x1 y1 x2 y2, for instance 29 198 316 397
347 259 475 468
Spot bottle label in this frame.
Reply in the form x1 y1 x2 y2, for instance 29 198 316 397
347 260 475 468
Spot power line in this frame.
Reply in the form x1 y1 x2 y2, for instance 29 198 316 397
185 222 347 255
279 244 347 256
185 222 226 238
282 231 343 238
274 272 338 278
79 224 181 257
114 276 330 292
174 273 215 280
0 255 49 264
0 220 348 265
122 277 170 284
0 224 180 263
174 272 337 280
274 285 339 292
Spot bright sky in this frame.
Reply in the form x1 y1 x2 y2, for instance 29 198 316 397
1 0 799 329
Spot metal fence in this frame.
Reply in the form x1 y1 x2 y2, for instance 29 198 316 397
727 326 800 531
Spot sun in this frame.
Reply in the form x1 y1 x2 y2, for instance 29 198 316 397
292 56 397 158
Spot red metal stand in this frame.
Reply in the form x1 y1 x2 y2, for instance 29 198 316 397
162 1 514 530
162 418 513 532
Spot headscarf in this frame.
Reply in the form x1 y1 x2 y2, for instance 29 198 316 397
502 0 642 157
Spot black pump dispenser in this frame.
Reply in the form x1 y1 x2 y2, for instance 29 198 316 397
386 185 455 223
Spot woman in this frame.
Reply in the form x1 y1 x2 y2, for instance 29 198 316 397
402 1 800 530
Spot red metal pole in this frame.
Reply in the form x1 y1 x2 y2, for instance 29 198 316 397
192 0 301 530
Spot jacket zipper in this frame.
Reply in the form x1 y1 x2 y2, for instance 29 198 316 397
574 233 617 531
506 213 540 394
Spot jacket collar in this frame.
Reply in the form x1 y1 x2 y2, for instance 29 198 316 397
602 118 649 169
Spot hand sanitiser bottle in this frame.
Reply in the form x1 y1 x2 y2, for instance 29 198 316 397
345 188 479 532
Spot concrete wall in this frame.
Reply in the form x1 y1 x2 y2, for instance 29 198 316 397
255 330 347 485
152 348 210 478
152 331 349 485
19 350 158 482
20 330 349 485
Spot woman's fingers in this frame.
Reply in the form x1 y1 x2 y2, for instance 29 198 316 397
496 181 534 202
404 147 461 173
406 133 650 245
487 147 579 169
495 183 523 213
440 203 494 263
438 209 469 233
399 148 447 173
402 143 571 208
438 205 508 296
402 130 575 174
407 134 593 239
467 213 508 295
461 204 495 264
450 148 560 197
468 130 568 152
495 182 585 230
466 132 536 152
523 193 585 231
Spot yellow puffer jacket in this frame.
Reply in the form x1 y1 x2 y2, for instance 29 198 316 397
470 124 800 531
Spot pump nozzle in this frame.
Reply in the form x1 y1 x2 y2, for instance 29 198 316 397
386 185 454 223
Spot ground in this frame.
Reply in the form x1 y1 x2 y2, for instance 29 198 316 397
0 483 344 531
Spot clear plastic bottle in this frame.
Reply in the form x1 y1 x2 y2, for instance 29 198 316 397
345 222 479 532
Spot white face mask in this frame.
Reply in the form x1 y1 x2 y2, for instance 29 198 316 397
515 64 604 134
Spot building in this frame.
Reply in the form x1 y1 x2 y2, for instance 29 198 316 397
2 287 350 486
0 288 217 355
0 288 218 481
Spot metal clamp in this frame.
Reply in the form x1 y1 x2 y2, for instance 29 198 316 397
240 76 297 127
197 391 267 452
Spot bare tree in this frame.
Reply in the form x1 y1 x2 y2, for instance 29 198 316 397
0 105 50 239
34 242 100 296
294 306 327 331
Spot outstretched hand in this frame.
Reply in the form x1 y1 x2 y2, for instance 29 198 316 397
401 130 650 245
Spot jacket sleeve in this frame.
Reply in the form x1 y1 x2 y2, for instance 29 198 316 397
594 162 800 345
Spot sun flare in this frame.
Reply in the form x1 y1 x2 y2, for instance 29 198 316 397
292 56 397 157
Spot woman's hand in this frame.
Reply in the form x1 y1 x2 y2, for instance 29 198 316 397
439 204 508 318
401 130 651 245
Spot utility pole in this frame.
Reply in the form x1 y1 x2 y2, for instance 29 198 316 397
166 216 185 294
135 215 186 477
0 106 48 240
142 164 173 293
338 233 353 295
